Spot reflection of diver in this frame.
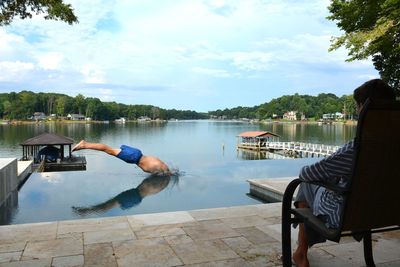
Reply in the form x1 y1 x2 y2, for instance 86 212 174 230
72 174 178 216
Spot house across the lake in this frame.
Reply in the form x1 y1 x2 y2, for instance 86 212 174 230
67 114 86 121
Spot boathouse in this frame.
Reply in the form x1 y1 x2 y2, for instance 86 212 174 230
237 131 280 151
20 132 86 172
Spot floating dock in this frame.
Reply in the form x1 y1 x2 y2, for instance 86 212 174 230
20 132 86 172
34 156 87 172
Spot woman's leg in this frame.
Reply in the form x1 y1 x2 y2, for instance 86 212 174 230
292 182 320 267
72 140 121 156
293 200 310 267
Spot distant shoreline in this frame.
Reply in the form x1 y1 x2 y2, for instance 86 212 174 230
1 118 358 126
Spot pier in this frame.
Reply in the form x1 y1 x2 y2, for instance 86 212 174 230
263 141 340 157
237 131 340 157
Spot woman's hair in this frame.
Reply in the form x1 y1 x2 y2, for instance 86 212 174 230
353 79 396 105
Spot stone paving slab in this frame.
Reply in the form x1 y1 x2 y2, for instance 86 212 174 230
0 203 399 267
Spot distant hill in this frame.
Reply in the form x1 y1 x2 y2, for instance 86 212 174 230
208 93 356 120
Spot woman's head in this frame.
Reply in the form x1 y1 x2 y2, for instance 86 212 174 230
353 79 396 106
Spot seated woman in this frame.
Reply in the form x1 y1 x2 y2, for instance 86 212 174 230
293 79 396 267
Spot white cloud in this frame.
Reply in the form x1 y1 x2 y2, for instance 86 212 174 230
228 51 273 71
80 64 106 83
0 61 35 81
192 67 233 77
0 0 379 111
37 52 65 70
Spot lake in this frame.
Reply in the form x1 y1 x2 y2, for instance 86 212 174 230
0 120 356 225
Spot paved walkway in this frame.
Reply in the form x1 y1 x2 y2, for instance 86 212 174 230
0 203 399 267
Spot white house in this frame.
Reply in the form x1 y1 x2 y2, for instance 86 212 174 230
67 114 86 121
283 111 297 120
322 112 344 120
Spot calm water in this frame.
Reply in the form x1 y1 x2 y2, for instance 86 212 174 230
0 121 356 225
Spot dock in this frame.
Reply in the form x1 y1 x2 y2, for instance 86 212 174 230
238 141 340 157
34 156 87 172
21 132 86 172
237 131 340 157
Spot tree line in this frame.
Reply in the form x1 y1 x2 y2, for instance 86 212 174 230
209 93 356 120
1 91 357 121
0 91 207 120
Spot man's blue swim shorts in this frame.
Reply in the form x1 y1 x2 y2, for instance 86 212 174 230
116 145 143 164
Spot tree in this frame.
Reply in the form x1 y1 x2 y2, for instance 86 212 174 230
2 100 12 119
56 96 67 116
0 0 78 26
74 94 85 115
328 0 400 89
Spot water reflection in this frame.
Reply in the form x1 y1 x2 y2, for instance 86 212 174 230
0 189 18 225
237 149 286 160
72 174 179 216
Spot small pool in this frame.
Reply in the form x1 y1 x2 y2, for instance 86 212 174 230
1 158 317 225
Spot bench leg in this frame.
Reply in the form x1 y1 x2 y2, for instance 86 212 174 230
363 231 375 267
282 211 292 266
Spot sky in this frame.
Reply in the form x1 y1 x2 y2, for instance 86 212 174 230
0 0 379 112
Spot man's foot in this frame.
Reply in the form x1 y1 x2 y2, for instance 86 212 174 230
72 140 86 152
293 250 309 267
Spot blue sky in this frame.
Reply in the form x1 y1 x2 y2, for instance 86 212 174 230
0 0 378 112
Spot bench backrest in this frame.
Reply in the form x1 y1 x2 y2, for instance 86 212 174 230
342 100 400 231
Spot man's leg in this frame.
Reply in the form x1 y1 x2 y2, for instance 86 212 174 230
72 140 121 156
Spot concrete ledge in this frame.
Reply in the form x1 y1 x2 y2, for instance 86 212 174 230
17 160 32 185
0 158 32 207
0 158 17 207
247 177 298 202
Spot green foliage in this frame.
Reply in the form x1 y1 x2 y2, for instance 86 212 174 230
208 93 355 120
0 91 208 120
0 0 78 26
327 0 400 89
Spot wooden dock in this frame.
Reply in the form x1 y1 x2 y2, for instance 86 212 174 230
34 156 86 172
238 141 340 157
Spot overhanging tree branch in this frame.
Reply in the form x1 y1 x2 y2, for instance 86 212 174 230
0 0 78 26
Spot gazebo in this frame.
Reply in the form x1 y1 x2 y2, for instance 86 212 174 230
20 132 74 162
237 131 280 151
20 132 86 172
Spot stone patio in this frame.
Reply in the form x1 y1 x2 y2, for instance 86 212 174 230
0 203 399 266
